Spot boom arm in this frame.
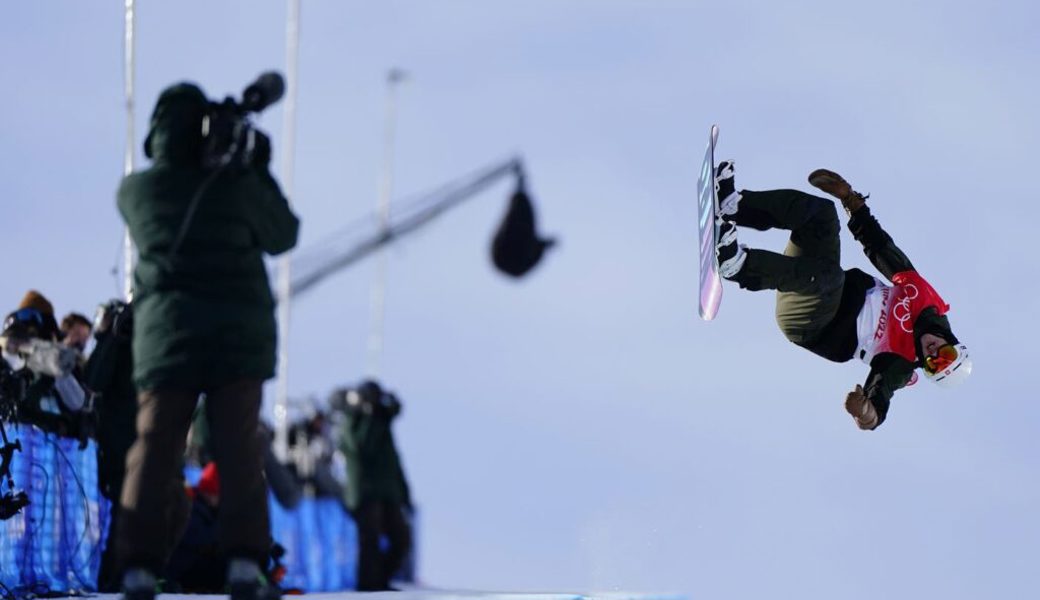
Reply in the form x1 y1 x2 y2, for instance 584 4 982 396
289 156 523 300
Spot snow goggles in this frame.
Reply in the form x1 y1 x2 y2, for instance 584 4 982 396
924 344 959 375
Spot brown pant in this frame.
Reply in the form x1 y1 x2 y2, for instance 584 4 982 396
116 379 271 573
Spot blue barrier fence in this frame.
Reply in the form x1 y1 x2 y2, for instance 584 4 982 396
0 424 107 597
1 424 370 595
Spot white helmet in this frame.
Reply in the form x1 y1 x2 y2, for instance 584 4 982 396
923 343 972 388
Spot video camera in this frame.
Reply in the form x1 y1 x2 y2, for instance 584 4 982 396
332 380 402 419
1 336 77 380
201 71 285 169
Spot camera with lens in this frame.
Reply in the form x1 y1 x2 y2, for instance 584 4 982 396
332 380 401 419
2 310 78 391
201 71 285 169
93 299 133 342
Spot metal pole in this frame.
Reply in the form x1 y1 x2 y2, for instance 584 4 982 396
122 0 136 300
274 0 301 461
366 68 407 379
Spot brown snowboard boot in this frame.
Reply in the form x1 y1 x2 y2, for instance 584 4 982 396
808 168 867 215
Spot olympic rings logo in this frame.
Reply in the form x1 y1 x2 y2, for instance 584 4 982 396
892 283 919 333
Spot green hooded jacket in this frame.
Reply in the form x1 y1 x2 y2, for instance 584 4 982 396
336 383 412 511
117 83 299 390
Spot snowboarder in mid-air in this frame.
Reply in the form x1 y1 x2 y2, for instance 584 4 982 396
713 163 971 430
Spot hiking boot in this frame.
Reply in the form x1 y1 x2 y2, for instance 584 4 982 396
716 220 746 279
715 160 742 219
808 168 867 215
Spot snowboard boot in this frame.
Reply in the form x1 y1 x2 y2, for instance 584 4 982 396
808 168 867 215
715 160 742 219
716 220 747 279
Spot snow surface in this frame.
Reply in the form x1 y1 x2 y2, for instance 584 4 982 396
47 593 685 600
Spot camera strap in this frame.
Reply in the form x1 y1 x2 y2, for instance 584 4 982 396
168 164 229 257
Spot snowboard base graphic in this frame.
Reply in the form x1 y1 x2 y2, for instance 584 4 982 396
696 124 722 321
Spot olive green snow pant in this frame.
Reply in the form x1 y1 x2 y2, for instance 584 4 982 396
728 189 845 346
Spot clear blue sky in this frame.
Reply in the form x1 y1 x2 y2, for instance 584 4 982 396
2 2 1038 599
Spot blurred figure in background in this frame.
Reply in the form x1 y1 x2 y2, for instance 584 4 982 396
164 462 288 593
82 299 140 591
164 462 226 592
2 291 88 434
331 380 413 592
60 312 93 357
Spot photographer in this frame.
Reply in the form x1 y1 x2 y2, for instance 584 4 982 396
332 380 413 592
1 291 85 523
2 291 88 433
115 80 298 600
82 299 142 591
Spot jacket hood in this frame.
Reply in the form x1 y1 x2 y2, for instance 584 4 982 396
143 83 209 165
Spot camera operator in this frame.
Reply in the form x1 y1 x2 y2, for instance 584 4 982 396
114 79 298 600
2 290 88 432
332 380 413 592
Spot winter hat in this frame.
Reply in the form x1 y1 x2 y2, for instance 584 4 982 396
18 290 54 317
4 290 60 340
143 82 209 163
357 379 384 404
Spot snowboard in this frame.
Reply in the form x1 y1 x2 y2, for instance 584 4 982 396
696 124 723 320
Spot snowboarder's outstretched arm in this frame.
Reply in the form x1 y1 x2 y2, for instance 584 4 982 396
848 206 915 282
846 353 916 430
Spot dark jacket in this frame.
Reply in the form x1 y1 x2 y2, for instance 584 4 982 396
82 301 136 499
339 397 411 511
117 83 299 391
802 206 954 429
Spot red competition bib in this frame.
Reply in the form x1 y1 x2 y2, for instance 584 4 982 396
855 271 950 365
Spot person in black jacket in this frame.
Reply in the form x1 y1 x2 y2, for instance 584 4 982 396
332 380 413 591
713 163 972 430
